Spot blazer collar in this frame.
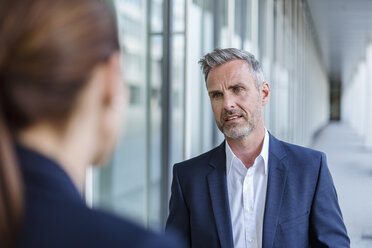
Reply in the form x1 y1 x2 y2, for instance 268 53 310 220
267 132 287 161
262 133 289 248
207 142 234 248
208 141 226 169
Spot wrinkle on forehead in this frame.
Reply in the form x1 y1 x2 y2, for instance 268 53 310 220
207 60 254 90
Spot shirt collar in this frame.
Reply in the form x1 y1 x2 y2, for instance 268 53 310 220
225 128 269 175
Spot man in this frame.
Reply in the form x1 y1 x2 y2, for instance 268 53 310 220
166 48 349 248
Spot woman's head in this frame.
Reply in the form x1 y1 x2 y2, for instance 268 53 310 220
0 0 125 245
0 0 125 160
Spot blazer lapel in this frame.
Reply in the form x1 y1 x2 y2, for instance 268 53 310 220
207 142 234 248
262 134 289 248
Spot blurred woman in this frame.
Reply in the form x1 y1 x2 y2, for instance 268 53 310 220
0 0 182 247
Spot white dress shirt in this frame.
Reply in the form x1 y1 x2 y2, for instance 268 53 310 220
226 130 269 248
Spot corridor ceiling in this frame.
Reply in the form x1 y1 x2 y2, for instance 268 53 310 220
306 0 372 83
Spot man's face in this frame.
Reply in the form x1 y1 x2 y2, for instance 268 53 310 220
206 59 270 140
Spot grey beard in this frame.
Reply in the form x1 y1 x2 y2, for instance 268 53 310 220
222 123 254 140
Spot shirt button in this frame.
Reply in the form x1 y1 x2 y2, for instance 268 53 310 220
249 238 254 243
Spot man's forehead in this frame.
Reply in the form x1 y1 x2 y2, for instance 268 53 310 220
209 59 249 73
206 61 253 88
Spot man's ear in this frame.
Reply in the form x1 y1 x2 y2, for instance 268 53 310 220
102 52 122 107
261 82 270 106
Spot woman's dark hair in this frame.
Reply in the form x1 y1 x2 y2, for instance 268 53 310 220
0 0 119 245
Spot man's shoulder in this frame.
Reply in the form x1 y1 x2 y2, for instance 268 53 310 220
270 136 329 183
280 139 324 157
271 135 326 167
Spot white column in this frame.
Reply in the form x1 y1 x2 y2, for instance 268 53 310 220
359 62 367 137
365 43 372 149
350 66 359 132
227 0 235 47
251 0 259 56
184 1 202 159
354 68 360 133
263 0 274 131
85 167 93 207
345 74 352 127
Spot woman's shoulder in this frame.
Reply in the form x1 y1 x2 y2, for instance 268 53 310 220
18 203 183 248
84 207 183 248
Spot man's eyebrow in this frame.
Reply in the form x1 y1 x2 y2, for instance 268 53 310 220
228 83 244 89
208 90 222 95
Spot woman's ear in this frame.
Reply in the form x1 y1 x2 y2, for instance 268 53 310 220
92 52 128 166
102 52 124 107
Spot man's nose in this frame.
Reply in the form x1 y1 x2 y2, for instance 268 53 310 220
223 95 236 110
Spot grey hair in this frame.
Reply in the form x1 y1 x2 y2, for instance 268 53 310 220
198 48 265 88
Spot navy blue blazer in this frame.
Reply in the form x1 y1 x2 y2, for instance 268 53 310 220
166 133 350 248
15 144 183 248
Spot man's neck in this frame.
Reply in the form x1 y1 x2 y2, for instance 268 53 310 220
226 126 265 169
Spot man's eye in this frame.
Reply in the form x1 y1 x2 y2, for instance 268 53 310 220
213 92 222 98
234 87 243 93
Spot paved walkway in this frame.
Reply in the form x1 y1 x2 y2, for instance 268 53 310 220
311 122 372 248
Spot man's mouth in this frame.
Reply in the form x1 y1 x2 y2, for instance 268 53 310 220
224 115 242 122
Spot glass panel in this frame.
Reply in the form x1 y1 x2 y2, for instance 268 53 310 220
220 0 229 48
200 0 214 152
94 0 148 225
185 0 215 158
243 0 252 50
148 34 163 229
233 0 243 48
171 34 185 165
259 0 267 60
186 1 203 158
151 0 163 33
173 0 185 33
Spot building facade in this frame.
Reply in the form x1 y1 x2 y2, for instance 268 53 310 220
89 0 330 230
